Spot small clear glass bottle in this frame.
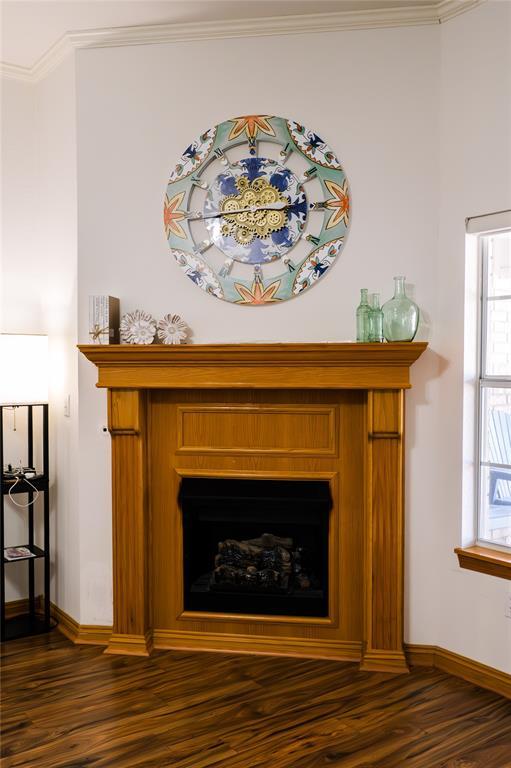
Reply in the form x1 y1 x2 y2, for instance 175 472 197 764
368 293 384 343
382 276 419 342
356 288 370 342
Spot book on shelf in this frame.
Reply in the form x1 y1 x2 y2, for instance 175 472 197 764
88 295 120 344
4 546 35 561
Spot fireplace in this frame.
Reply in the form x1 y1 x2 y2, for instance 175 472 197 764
79 342 427 672
180 478 330 617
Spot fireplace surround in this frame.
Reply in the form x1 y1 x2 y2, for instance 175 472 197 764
80 342 427 673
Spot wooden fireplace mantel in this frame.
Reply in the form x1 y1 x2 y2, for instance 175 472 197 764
79 342 426 390
79 342 427 673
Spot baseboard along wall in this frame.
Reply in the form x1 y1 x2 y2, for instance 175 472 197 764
406 644 511 700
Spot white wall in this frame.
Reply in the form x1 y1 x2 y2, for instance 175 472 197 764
75 24 440 627
1 60 80 616
35 58 81 622
1 79 39 331
434 0 511 672
76 28 439 345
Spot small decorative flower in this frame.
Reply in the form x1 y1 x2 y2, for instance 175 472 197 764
227 115 275 141
324 178 350 229
234 275 281 305
157 314 189 345
163 191 187 239
120 310 156 345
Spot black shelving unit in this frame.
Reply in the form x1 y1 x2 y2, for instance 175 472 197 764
0 403 51 641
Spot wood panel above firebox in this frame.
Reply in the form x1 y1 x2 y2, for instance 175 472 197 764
79 342 427 673
176 404 337 456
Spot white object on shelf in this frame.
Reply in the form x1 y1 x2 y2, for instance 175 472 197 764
4 546 35 561
120 310 156 344
157 314 189 345
88 296 120 344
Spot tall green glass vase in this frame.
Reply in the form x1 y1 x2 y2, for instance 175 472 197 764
382 276 419 342
356 288 370 342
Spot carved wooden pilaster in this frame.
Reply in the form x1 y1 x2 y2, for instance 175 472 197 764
104 389 152 656
361 389 408 674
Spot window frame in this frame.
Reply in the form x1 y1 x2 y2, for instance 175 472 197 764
476 229 511 552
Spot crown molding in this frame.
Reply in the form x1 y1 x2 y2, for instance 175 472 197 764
0 62 35 83
437 0 485 22
0 0 486 84
29 35 75 82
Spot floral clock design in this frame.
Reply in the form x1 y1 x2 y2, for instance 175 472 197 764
163 115 350 304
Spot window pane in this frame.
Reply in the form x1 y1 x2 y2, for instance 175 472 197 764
480 387 511 463
479 465 511 548
478 230 511 551
485 298 511 376
487 233 511 297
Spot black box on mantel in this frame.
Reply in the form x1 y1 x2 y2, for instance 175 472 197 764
88 296 120 344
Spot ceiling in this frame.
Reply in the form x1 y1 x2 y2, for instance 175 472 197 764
1 0 439 69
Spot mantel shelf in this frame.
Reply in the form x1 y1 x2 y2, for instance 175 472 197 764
79 342 428 390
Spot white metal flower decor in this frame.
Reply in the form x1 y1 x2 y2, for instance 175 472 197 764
120 310 156 344
157 314 189 345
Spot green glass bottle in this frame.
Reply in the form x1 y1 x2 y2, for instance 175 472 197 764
382 276 419 342
368 292 384 343
356 288 370 342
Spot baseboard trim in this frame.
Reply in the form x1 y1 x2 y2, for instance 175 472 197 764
50 602 80 642
360 648 409 674
75 624 112 645
105 631 153 657
405 642 436 667
50 602 111 646
5 600 510 699
5 596 42 619
152 628 362 662
405 644 511 700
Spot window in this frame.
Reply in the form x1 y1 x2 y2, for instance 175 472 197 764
478 229 511 549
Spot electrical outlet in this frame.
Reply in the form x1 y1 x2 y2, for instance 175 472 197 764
505 593 511 619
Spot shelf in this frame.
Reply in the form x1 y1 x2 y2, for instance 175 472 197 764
1 402 51 642
3 613 53 641
2 474 48 495
455 546 511 580
4 544 45 563
79 342 428 391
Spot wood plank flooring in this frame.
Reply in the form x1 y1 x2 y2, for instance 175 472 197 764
2 631 511 768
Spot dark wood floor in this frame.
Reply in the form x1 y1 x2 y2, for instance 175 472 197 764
2 631 511 768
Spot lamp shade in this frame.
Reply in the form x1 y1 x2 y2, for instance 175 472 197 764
0 334 49 405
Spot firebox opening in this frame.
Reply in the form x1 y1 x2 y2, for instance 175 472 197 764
179 478 331 618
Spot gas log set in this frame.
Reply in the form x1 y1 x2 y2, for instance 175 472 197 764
210 533 313 593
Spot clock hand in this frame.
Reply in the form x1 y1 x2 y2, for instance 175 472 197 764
189 201 293 220
249 201 290 211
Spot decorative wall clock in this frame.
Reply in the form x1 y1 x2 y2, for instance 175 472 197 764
163 115 350 305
